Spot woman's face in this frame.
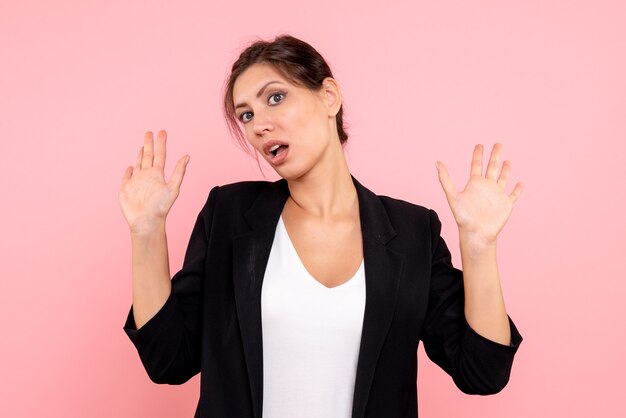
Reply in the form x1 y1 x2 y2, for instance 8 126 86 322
232 63 341 180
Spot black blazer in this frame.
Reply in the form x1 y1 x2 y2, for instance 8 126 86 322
123 175 522 418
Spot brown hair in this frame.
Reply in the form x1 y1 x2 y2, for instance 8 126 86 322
222 34 348 153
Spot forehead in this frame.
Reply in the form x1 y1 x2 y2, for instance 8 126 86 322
232 63 293 102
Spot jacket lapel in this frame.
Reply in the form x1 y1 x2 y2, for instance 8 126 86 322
232 181 289 418
350 176 404 418
232 176 404 418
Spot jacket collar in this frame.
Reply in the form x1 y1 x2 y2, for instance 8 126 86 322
233 174 403 418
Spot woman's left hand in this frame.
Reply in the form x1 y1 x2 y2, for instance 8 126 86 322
436 143 523 246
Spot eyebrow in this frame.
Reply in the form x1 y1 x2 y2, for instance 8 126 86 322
234 81 284 110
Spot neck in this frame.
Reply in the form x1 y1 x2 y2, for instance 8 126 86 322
285 142 357 220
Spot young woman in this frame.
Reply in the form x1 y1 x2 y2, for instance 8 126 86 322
119 34 523 418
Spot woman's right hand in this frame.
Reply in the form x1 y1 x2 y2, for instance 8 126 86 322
119 130 190 235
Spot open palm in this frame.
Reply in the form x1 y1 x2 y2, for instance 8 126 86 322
119 130 190 234
436 143 523 245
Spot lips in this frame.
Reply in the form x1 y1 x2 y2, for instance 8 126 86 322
262 140 289 165
262 140 289 156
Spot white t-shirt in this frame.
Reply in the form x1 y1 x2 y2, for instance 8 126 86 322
261 216 366 418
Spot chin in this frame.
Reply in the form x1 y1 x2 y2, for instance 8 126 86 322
272 164 310 182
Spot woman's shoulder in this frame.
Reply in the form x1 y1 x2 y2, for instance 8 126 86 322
354 177 432 216
377 193 431 214
368 194 450 247
378 194 436 230
366 190 433 225
352 176 439 235
213 179 277 194
198 179 288 216
351 182 434 245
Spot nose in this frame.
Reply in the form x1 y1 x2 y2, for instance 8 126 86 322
252 110 273 136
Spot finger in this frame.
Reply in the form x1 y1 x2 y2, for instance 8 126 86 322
134 146 144 171
153 129 167 169
436 161 458 200
470 144 484 178
485 143 502 180
122 166 133 183
141 131 154 170
497 160 511 188
509 181 524 203
168 155 190 195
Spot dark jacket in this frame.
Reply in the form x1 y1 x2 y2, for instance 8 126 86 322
123 175 522 418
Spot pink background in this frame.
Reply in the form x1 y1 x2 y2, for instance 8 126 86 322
1 0 624 416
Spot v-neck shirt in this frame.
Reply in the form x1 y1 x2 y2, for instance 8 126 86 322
260 216 366 418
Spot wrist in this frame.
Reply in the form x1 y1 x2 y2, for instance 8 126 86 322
458 228 498 252
129 219 167 237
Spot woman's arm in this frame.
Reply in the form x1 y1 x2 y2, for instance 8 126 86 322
436 143 523 345
421 208 523 395
130 222 172 329
459 233 509 345
119 130 189 329
120 130 214 385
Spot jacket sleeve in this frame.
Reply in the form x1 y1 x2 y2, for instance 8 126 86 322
420 209 523 395
122 185 220 384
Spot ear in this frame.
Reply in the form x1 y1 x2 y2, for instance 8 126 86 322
320 77 342 117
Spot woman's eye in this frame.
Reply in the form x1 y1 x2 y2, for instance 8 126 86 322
239 111 252 123
238 92 285 123
268 92 286 105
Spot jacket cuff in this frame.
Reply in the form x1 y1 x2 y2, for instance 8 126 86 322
122 291 183 349
463 314 523 352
